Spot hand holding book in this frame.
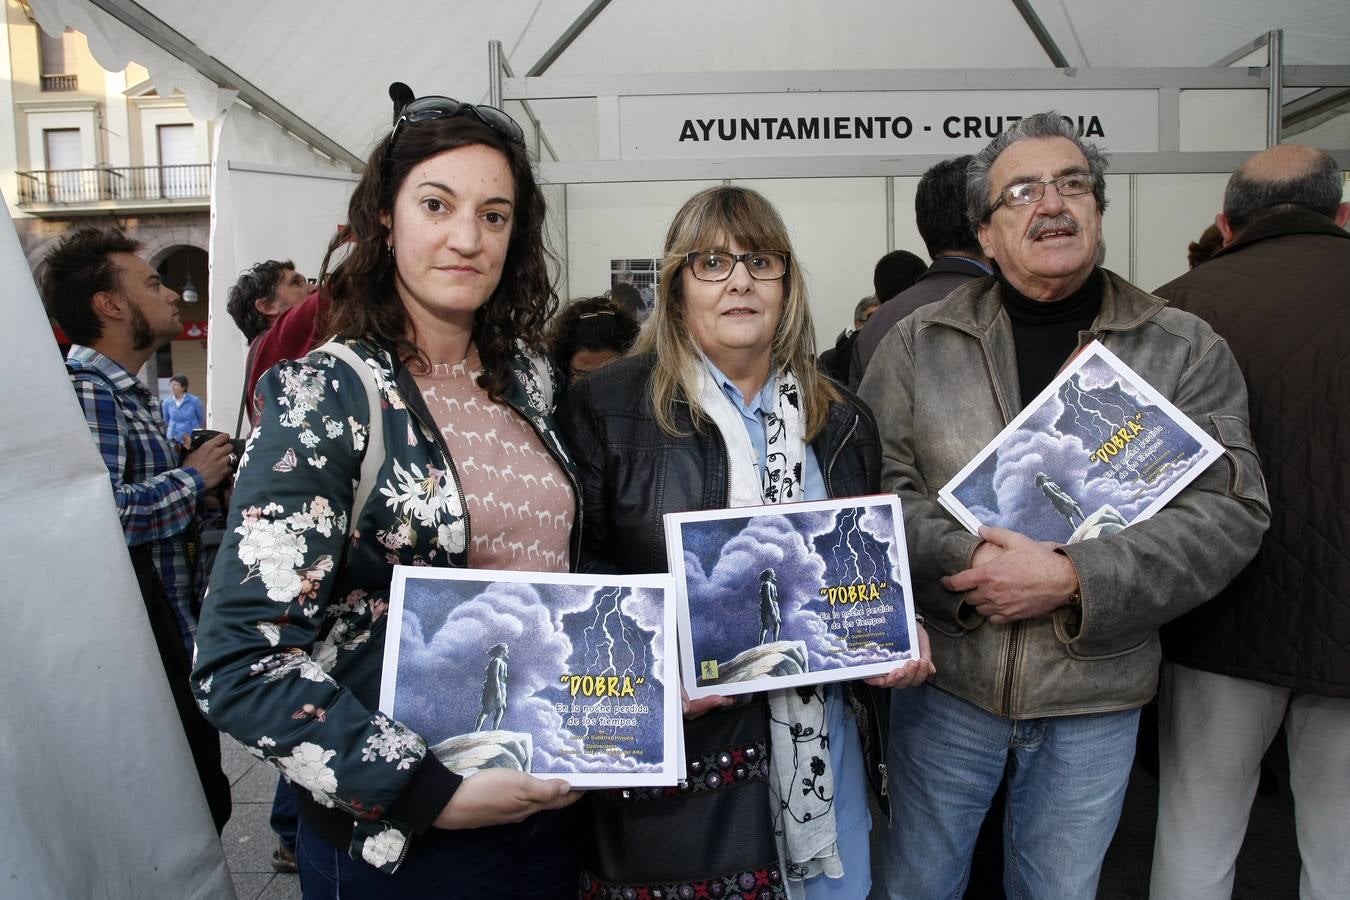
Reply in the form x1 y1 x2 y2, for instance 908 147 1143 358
432 769 579 830
862 624 937 688
941 526 1080 625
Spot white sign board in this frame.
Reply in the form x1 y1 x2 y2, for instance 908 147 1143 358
619 90 1160 158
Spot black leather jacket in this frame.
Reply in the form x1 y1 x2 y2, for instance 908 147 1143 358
560 351 893 817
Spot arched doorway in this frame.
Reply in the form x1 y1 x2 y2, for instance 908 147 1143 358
151 245 210 408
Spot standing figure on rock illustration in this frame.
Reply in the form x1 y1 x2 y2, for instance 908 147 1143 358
475 643 510 731
758 568 781 645
1035 471 1085 529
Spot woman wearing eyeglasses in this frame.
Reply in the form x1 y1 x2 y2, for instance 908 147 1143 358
192 89 582 898
561 186 935 899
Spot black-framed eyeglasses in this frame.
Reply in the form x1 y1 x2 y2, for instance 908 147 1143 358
991 173 1096 212
685 250 790 282
389 96 525 151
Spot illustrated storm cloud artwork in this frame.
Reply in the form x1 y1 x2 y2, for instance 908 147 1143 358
391 577 668 776
945 351 1213 544
676 500 914 681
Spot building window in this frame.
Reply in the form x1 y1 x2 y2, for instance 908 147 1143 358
43 128 82 201
157 124 196 198
39 28 77 92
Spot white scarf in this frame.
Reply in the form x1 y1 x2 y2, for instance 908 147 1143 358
694 363 843 891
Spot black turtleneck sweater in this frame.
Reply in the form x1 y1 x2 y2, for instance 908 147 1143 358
1000 269 1103 407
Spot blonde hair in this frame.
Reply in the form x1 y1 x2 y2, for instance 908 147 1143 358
636 186 839 438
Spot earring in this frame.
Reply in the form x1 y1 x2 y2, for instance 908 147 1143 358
386 244 395 260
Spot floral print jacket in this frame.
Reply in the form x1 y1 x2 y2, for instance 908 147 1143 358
191 338 579 873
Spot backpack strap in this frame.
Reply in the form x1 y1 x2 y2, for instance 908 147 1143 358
313 341 386 540
234 337 263 440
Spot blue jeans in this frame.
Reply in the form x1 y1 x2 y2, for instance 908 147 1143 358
270 778 298 850
296 808 578 899
876 684 1139 900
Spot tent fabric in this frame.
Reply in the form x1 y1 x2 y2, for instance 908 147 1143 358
0 196 234 900
30 0 1350 166
205 105 357 429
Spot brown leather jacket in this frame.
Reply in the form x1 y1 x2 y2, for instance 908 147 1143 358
860 269 1269 718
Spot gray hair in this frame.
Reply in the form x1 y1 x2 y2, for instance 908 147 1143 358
852 294 879 323
966 112 1110 226
1223 148 1341 234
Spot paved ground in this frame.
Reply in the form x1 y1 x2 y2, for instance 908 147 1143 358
219 733 1300 899
221 736 300 900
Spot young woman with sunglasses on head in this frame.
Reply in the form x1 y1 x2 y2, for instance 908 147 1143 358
192 90 582 898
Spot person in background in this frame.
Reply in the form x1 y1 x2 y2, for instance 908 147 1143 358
872 249 928 306
818 294 878 382
562 185 933 899
43 227 234 832
1149 144 1350 900
224 261 320 871
192 88 582 897
163 373 205 449
850 155 992 388
1186 222 1224 269
225 259 311 344
548 295 640 383
822 250 924 385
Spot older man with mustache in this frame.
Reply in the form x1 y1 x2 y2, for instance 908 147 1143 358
859 113 1270 899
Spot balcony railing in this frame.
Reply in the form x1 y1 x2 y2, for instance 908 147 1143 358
40 73 78 91
17 164 211 205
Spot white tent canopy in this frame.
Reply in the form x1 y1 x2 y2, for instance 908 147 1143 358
29 0 1350 165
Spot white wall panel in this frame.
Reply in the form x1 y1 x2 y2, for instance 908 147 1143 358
564 179 718 302
736 177 889 352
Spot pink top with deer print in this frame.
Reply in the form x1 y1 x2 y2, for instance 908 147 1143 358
414 346 573 572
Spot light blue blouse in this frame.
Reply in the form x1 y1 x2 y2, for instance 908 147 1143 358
704 360 872 898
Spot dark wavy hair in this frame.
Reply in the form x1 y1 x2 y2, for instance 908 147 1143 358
319 115 556 400
548 296 640 375
226 259 293 342
41 227 141 345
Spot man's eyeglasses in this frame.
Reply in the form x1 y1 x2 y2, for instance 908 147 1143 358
992 173 1096 212
389 96 525 151
685 250 790 282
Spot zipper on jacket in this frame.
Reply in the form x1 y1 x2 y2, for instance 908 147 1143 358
996 331 1093 714
973 340 1024 718
714 428 732 508
393 827 413 871
1001 622 1023 716
396 370 475 559
824 413 859 494
416 406 474 554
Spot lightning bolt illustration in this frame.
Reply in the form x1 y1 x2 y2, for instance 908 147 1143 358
1060 376 1135 445
819 509 883 632
575 587 650 741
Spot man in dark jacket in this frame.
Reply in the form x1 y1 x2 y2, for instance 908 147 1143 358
1150 144 1350 899
849 155 990 388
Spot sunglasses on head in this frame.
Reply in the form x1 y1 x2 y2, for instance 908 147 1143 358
389 96 526 150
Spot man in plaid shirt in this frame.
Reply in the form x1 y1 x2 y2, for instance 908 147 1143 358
44 227 234 831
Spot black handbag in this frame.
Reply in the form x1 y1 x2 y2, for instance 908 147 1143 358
581 695 781 889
